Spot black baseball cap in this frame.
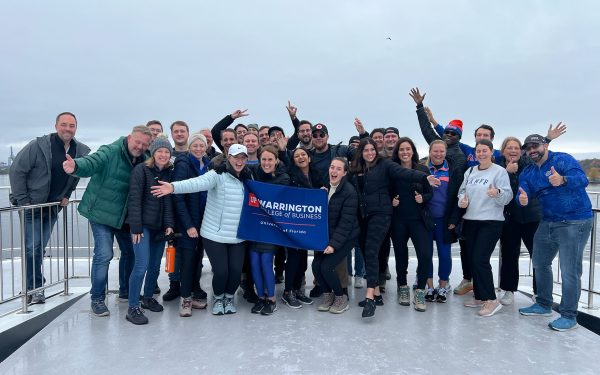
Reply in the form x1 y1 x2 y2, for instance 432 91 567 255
348 136 360 144
385 127 399 135
522 134 547 150
312 123 328 135
268 126 285 137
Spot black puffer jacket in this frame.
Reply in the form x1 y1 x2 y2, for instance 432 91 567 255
127 163 175 234
497 155 542 223
287 164 327 189
390 163 434 227
327 177 359 251
349 158 431 218
172 153 209 241
441 158 465 243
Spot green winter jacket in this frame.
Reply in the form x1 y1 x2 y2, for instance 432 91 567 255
74 137 146 228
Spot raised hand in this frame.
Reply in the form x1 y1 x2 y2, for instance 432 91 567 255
392 195 400 207
414 191 423 203
548 166 564 187
458 194 469 208
354 117 366 135
505 157 518 174
409 87 426 105
63 154 76 174
286 101 297 119
151 181 174 197
547 122 567 140
518 187 529 206
427 175 441 187
487 183 499 198
424 107 438 126
231 109 249 119
275 134 288 151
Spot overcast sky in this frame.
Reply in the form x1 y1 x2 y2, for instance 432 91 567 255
1 0 598 160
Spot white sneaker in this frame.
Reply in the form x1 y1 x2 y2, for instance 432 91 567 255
354 276 365 289
500 291 514 305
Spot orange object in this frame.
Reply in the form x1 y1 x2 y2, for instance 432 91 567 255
165 243 176 273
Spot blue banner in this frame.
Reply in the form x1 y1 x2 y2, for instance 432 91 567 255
237 180 329 250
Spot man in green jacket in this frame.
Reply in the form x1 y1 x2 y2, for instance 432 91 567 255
63 125 152 317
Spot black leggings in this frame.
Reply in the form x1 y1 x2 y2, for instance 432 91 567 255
459 239 471 280
378 229 392 276
203 238 245 296
500 219 538 292
312 242 353 296
390 218 432 289
284 248 307 292
463 220 503 301
179 237 205 298
358 214 391 289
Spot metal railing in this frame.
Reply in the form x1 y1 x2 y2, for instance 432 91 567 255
0 199 92 314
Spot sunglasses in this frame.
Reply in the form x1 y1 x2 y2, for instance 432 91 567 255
444 130 458 136
312 132 327 138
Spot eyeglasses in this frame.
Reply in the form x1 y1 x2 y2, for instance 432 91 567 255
444 130 458 136
312 132 327 138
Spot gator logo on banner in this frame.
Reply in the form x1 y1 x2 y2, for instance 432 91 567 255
237 180 329 251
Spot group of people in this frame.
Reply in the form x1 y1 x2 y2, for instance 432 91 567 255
9 87 593 332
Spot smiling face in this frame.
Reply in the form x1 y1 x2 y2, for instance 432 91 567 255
397 141 414 165
243 133 259 155
259 128 270 146
235 127 247 143
127 131 152 157
475 127 493 142
443 129 459 146
293 149 310 170
298 123 312 145
502 140 521 163
189 139 207 160
329 159 347 186
384 132 398 150
362 143 377 165
429 143 446 165
221 130 237 153
153 147 171 169
312 131 329 151
55 114 77 144
260 150 278 174
476 143 493 166
171 124 189 148
525 143 547 164
147 124 162 140
201 129 213 148
228 154 248 174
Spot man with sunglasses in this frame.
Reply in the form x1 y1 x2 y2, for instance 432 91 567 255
517 133 592 331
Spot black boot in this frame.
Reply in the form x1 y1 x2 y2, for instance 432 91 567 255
162 281 181 301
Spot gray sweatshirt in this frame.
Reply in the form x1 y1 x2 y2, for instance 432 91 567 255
457 164 512 221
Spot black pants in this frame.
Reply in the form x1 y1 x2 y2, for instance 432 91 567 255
459 239 471 280
500 219 539 293
284 248 307 291
378 228 392 276
358 214 391 289
179 237 205 298
390 218 432 289
312 243 353 296
242 242 255 292
463 220 504 301
274 247 286 277
203 238 245 296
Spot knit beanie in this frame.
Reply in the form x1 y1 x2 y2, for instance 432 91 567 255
445 119 463 138
188 132 208 148
149 134 173 157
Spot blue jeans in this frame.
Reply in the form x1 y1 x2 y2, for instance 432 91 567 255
23 206 58 290
128 228 165 308
347 243 365 277
533 218 593 319
89 221 134 301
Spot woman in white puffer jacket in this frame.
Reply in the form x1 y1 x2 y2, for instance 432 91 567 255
152 144 252 316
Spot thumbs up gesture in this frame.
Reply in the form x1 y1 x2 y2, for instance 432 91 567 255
458 193 469 208
548 166 565 187
487 183 499 198
518 187 529 206
505 157 518 174
62 154 76 174
414 191 423 203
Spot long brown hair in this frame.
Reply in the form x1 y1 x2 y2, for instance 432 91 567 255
350 138 379 174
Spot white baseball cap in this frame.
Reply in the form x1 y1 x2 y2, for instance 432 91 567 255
228 144 248 156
